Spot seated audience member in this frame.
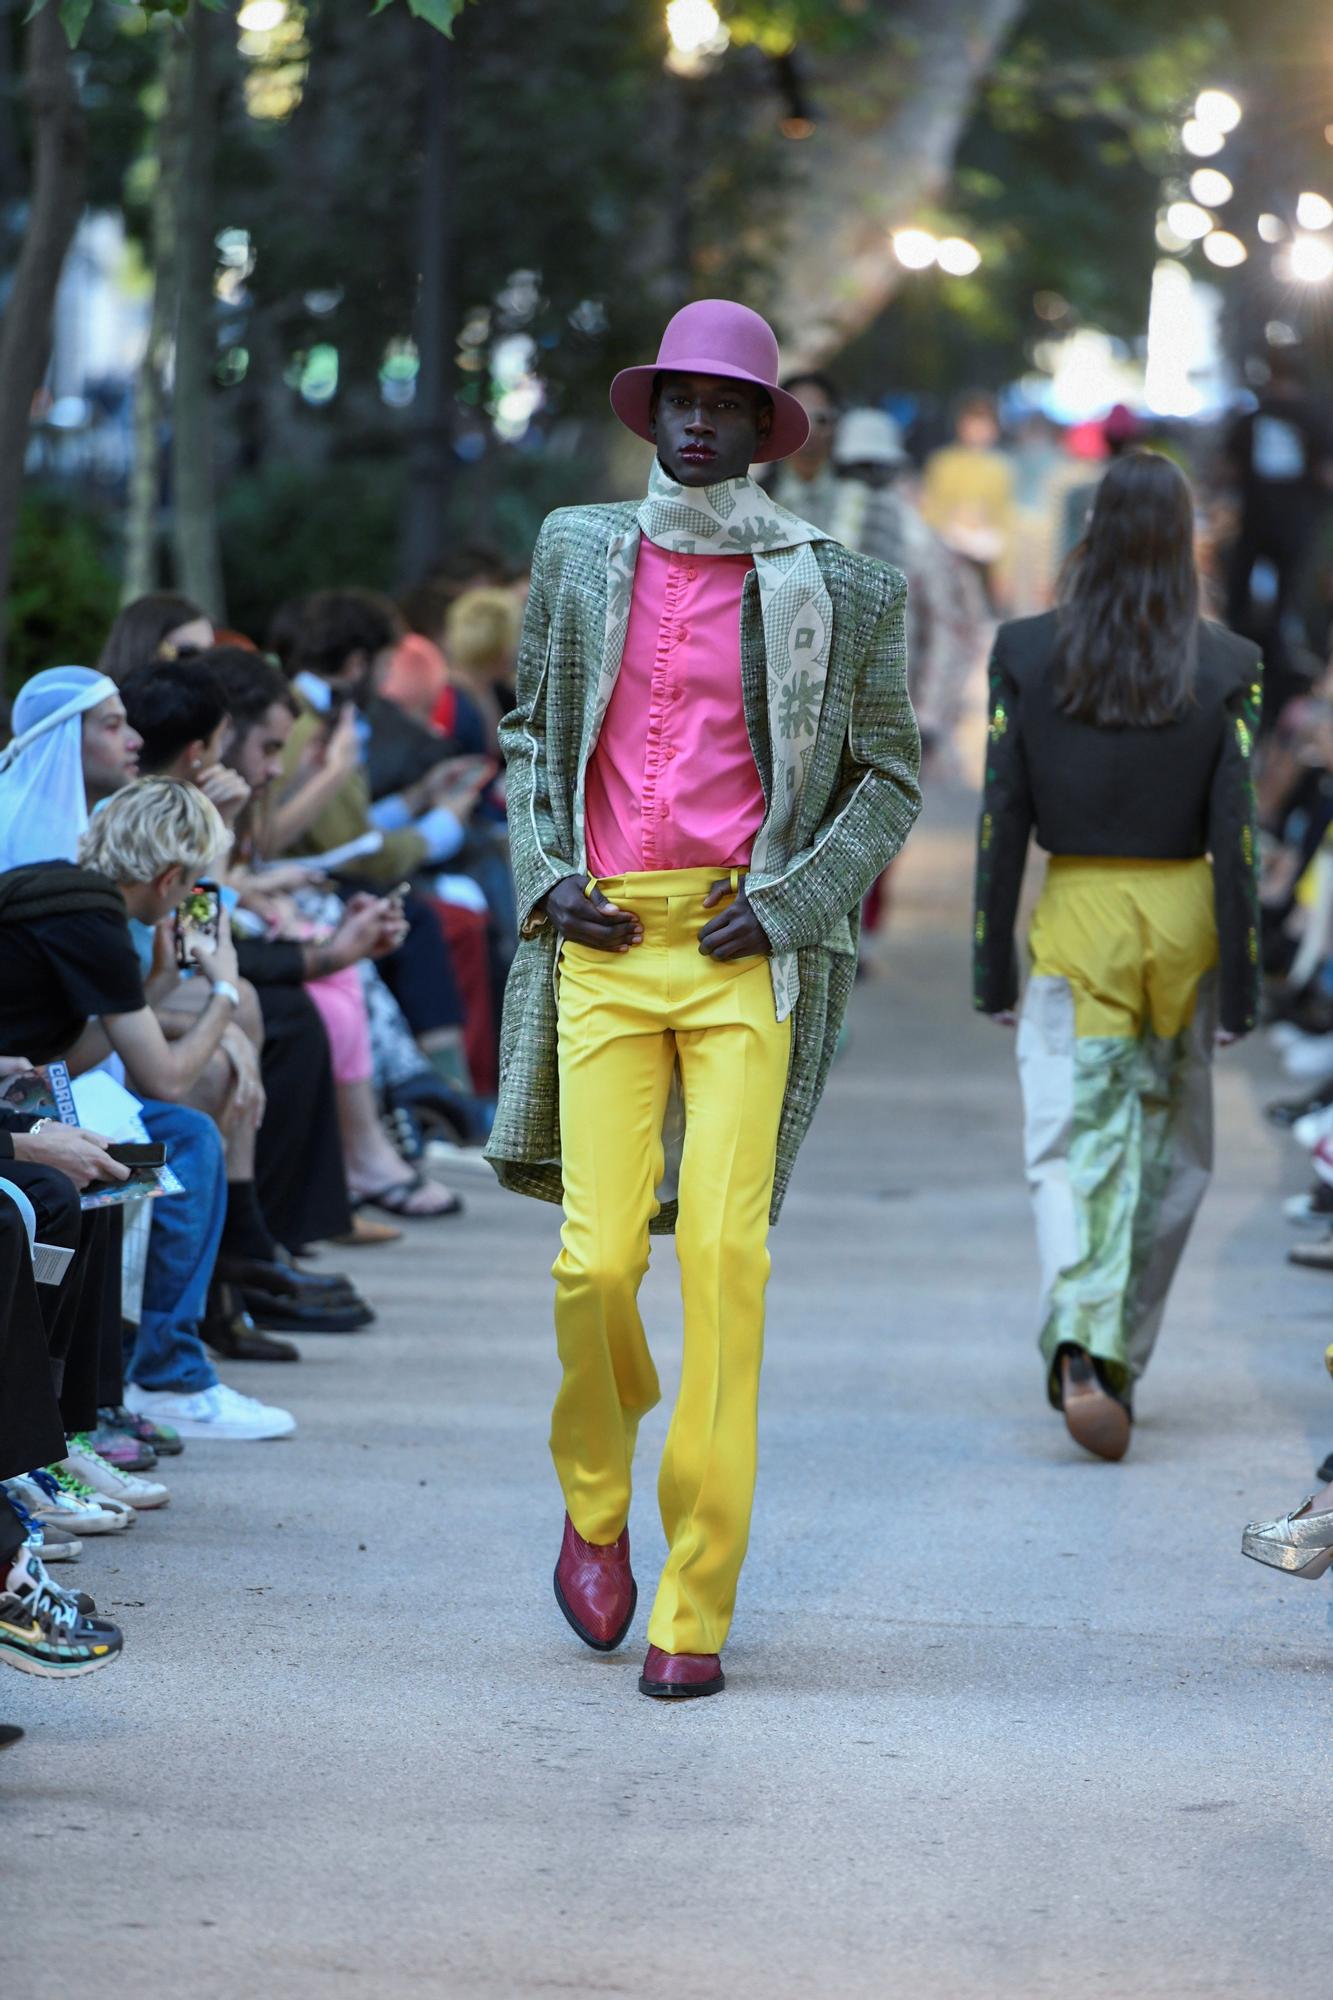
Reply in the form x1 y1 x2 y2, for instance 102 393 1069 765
379 631 453 737
440 587 521 754
203 646 460 1220
0 665 141 870
97 594 215 685
119 655 376 1286
273 592 487 1093
0 1181 125 1696
0 1088 148 1530
121 658 251 831
276 589 486 886
0 778 294 1440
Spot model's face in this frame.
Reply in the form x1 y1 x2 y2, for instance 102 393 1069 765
82 695 142 800
651 371 772 486
230 702 293 795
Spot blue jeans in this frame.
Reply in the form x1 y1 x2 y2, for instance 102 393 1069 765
129 1101 225 1395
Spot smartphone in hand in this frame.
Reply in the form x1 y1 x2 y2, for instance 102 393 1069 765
173 879 222 969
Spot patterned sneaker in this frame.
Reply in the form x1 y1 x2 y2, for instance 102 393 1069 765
6 1471 131 1537
44 1467 137 1531
101 1406 184 1459
61 1437 169 1511
29 1520 82 1563
0 1548 123 1680
87 1417 157 1474
6 1490 82 1566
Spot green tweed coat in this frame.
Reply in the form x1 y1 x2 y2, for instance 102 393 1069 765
484 501 922 1231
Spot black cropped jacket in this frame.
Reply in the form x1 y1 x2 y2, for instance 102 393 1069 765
972 612 1263 1036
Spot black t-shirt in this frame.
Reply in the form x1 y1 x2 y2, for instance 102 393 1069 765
1230 395 1333 505
0 897 146 1063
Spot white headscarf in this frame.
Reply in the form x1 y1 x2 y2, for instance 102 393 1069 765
0 666 118 872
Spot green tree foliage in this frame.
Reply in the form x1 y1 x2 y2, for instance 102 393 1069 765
844 0 1245 396
5 491 120 693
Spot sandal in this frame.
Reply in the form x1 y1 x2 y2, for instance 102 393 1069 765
353 1175 464 1220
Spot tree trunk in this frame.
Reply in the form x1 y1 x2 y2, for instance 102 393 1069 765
399 23 456 588
0 0 86 675
123 28 187 604
170 5 225 619
772 0 1027 367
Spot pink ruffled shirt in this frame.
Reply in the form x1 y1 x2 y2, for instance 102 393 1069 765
584 540 766 878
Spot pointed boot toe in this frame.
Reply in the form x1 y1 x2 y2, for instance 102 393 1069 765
553 1514 637 1652
638 1645 725 1700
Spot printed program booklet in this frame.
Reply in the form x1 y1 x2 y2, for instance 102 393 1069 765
0 1063 185 1210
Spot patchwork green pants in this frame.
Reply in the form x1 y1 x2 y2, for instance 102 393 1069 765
1017 858 1218 1404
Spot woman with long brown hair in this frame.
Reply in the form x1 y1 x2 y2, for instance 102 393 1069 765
973 449 1262 1461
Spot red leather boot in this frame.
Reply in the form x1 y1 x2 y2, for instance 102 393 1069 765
638 1645 725 1700
553 1514 637 1652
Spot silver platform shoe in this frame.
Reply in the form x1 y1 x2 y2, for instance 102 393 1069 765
1241 1498 1333 1578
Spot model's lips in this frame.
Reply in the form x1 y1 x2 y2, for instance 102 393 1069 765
679 445 715 460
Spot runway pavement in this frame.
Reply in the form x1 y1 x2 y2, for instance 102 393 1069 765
5 793 1332 1999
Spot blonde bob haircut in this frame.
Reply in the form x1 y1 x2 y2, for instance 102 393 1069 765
444 586 520 676
77 776 230 886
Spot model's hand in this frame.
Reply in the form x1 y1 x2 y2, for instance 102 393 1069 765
989 1009 1019 1028
11 1124 128 1189
543 875 643 953
699 877 770 961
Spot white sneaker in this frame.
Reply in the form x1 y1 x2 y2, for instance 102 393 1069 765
1293 1104 1333 1150
1282 1035 1333 1082
5 1472 131 1535
1283 1191 1333 1228
124 1381 295 1442
61 1437 169 1511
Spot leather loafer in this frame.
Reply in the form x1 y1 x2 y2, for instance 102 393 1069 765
203 1303 300 1364
638 1645 725 1700
216 1254 362 1305
553 1513 637 1652
238 1287 375 1334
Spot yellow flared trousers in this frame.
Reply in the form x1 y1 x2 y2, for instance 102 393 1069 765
552 868 792 1656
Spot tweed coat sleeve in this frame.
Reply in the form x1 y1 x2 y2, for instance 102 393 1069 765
499 523 577 931
745 569 922 955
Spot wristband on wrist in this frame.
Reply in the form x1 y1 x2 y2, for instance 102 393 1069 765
211 979 241 1008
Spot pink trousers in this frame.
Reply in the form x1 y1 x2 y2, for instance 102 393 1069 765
305 966 372 1086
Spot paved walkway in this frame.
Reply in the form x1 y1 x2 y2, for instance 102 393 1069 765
6 795 1333 1999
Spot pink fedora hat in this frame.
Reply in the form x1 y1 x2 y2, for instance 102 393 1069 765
609 299 810 464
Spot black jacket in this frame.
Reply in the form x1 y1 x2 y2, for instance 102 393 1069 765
972 611 1262 1035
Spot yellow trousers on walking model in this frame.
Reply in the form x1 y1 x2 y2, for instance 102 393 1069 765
552 868 792 1657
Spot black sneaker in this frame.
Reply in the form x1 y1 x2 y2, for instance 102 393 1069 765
0 1549 123 1679
0 1722 23 1750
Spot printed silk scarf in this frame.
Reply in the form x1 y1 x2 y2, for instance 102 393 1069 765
594 460 834 1018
